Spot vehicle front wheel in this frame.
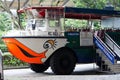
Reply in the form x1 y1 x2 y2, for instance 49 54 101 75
30 63 49 73
50 49 76 75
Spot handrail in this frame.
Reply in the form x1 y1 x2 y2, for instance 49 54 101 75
105 33 120 57
94 35 116 57
105 33 120 50
94 35 115 64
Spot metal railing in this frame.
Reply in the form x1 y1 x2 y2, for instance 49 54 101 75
94 35 116 64
105 33 120 58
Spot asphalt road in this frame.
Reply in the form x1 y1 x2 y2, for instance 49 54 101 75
3 64 120 80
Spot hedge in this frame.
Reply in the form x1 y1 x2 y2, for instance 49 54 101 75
0 44 8 52
3 53 28 68
0 41 28 68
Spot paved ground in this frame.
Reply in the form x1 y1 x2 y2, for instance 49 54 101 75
3 64 120 80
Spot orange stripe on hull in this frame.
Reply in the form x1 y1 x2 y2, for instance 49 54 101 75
3 38 48 64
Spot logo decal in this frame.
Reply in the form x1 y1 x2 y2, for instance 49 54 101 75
43 39 57 50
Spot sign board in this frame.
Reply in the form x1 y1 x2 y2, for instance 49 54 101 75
80 32 93 46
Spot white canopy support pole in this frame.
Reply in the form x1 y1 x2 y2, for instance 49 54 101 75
0 50 4 80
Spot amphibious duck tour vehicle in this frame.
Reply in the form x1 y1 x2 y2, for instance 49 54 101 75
2 7 120 74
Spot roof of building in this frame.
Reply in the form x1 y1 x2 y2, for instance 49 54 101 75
19 6 120 20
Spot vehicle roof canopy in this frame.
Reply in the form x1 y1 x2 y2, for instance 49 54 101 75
18 7 120 20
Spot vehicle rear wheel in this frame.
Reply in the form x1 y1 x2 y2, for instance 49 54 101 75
50 49 76 75
30 63 49 73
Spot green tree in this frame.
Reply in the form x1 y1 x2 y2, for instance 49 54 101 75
72 0 120 10
0 12 12 31
73 0 106 9
0 12 12 51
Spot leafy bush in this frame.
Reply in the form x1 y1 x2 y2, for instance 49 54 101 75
3 53 28 67
0 44 8 52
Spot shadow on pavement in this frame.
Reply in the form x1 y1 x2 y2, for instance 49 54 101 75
44 68 115 75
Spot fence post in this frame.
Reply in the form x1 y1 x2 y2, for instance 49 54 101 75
0 50 4 80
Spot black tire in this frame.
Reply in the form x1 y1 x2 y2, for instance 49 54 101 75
30 63 49 73
50 49 76 75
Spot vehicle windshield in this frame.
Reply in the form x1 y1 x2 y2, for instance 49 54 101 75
35 19 45 27
26 19 45 30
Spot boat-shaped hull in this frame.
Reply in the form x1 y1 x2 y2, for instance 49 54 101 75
2 36 67 64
